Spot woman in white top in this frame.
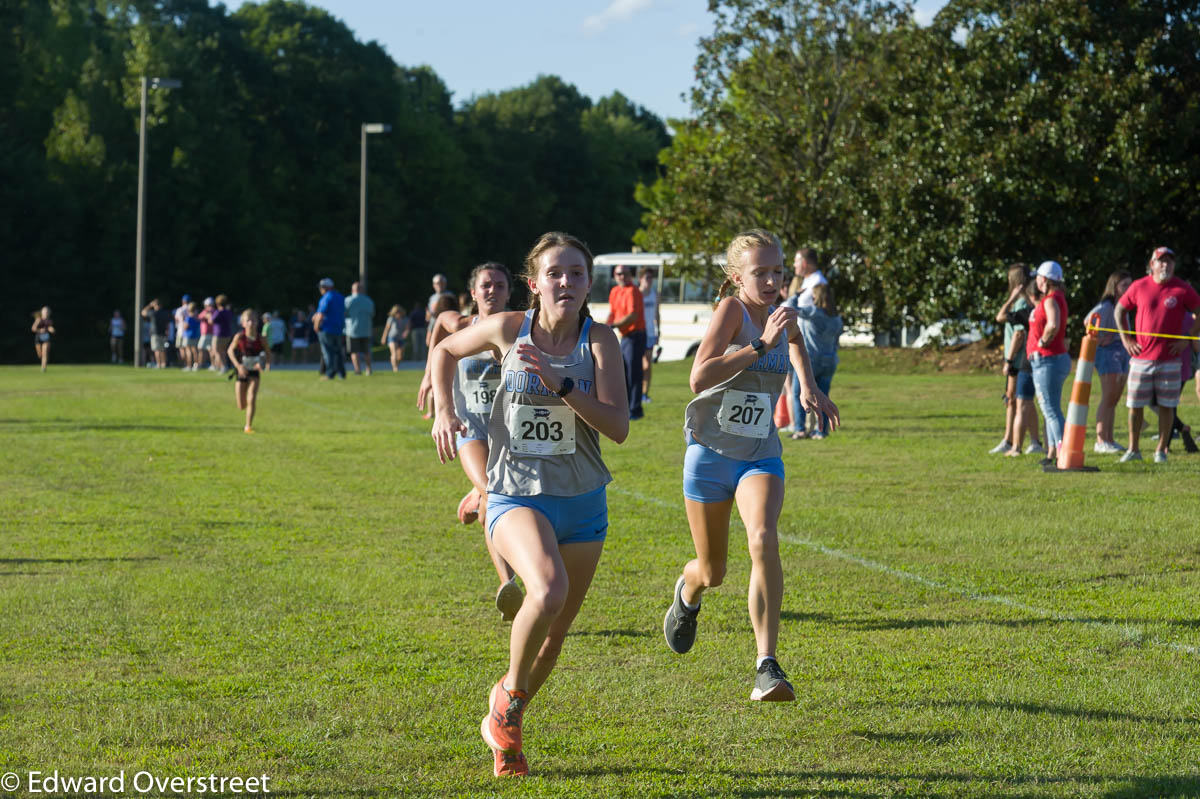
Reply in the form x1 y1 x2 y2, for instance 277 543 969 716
638 267 661 401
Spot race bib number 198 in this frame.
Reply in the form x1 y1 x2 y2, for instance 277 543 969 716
464 379 495 415
507 404 576 455
718 390 771 438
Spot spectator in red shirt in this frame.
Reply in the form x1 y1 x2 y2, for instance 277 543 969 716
1115 246 1200 463
605 265 646 419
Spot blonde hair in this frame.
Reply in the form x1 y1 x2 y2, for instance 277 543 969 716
715 229 784 307
240 308 258 328
521 232 594 322
812 283 837 315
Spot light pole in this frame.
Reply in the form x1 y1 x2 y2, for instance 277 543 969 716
359 123 391 290
133 76 181 367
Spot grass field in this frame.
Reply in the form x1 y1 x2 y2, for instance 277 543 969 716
3 355 1200 798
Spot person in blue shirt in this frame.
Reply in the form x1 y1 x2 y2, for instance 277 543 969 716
312 278 347 380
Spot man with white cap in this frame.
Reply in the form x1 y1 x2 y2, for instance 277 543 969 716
311 278 347 380
1115 246 1200 463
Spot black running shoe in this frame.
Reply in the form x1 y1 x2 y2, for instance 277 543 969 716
750 658 795 702
663 575 700 654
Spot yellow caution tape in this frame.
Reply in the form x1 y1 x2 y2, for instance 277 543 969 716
1086 324 1200 341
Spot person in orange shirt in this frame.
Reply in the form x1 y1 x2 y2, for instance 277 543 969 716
605 265 646 419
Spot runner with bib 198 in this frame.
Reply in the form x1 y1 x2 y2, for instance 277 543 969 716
662 229 840 701
429 232 629 777
418 262 524 622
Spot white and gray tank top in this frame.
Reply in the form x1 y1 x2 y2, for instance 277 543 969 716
486 309 612 497
451 317 501 440
683 298 790 461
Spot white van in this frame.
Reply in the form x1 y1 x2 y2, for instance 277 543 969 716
589 253 722 361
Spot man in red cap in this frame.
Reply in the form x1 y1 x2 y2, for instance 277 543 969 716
1115 246 1200 463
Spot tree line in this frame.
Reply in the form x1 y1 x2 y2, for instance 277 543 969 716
634 0 1200 344
2 0 669 362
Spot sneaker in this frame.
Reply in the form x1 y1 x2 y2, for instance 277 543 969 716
989 440 1012 454
480 680 528 755
1154 450 1168 464
493 749 529 778
642 395 651 404
1181 427 1198 454
243 425 254 435
1119 450 1142 463
495 577 523 622
750 658 796 702
1025 442 1045 454
458 489 481 525
1093 441 1123 454
663 575 700 654
809 431 826 440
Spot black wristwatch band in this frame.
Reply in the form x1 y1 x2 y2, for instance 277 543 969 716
750 338 766 355
555 376 574 397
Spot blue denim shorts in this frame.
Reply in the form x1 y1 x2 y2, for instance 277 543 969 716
1015 369 1035 400
486 485 608 545
683 440 785 504
1094 343 1130 376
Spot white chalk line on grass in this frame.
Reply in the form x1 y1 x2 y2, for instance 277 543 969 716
609 485 1200 656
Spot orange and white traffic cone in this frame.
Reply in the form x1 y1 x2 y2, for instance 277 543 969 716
1052 314 1102 472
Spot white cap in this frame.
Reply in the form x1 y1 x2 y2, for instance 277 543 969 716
1036 261 1063 282
318 277 334 289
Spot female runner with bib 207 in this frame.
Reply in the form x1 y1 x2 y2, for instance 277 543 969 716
430 232 628 778
418 262 524 621
662 229 839 701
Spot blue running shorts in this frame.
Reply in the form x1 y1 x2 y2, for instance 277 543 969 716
683 438 785 504
487 484 608 545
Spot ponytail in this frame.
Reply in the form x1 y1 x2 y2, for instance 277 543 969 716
713 277 734 308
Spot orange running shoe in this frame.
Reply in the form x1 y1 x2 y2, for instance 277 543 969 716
492 749 529 777
457 489 480 525
480 679 528 754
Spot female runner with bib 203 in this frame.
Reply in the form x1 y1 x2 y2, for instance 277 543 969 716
430 233 629 777
418 262 524 621
662 229 839 701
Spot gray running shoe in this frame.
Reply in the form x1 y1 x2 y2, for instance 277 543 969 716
495 577 523 622
750 658 796 702
1025 442 1045 454
989 440 1011 454
1154 450 1168 464
1119 450 1142 463
663 576 700 654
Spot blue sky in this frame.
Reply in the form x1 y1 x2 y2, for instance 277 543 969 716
282 1 949 121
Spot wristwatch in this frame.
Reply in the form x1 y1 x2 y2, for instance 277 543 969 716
555 377 574 398
750 338 766 356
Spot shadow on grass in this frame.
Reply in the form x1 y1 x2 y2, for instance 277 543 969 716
925 699 1194 726
781 610 833 622
566 629 652 638
850 729 961 745
551 766 1200 799
0 556 160 565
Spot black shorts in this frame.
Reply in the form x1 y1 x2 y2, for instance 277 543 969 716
236 371 262 383
347 336 369 354
270 343 284 355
